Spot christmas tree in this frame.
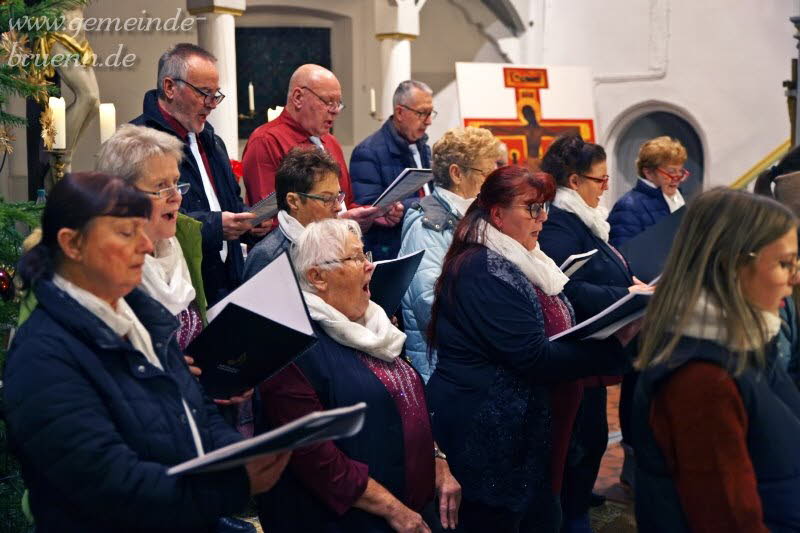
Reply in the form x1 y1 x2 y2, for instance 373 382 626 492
0 1 86 531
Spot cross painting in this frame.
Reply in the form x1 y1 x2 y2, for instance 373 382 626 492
456 63 597 168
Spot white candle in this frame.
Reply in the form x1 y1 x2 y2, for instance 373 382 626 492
369 88 376 115
267 105 283 123
49 96 66 150
99 103 116 144
248 82 255 114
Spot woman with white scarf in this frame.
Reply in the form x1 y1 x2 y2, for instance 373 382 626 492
96 125 261 533
425 166 633 533
634 188 800 532
538 134 649 531
399 126 504 382
256 218 460 533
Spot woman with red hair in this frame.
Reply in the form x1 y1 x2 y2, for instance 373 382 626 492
426 166 631 532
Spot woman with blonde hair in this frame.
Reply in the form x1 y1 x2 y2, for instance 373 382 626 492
399 126 503 381
608 136 688 247
633 187 800 532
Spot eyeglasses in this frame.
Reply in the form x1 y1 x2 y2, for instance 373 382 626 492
399 104 438 121
319 250 373 267
748 252 800 278
297 191 346 207
137 182 190 199
656 167 690 182
173 78 225 106
465 166 492 178
302 86 345 113
580 174 610 185
512 201 550 220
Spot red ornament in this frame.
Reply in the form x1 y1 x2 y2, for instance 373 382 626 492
0 268 13 301
230 159 243 182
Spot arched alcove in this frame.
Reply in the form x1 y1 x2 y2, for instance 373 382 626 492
611 110 705 202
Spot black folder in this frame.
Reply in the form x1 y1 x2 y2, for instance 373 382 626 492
618 207 686 284
168 403 367 475
372 169 433 208
186 252 317 399
247 191 278 227
369 250 425 316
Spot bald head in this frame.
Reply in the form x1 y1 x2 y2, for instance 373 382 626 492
286 64 343 137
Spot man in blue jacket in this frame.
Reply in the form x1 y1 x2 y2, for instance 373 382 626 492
131 43 269 307
350 80 434 260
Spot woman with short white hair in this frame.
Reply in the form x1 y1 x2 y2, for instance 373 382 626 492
258 218 462 533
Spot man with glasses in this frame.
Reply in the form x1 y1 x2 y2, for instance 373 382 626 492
350 80 436 261
242 64 382 233
131 43 269 308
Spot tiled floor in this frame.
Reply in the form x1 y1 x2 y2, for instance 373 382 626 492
590 385 637 533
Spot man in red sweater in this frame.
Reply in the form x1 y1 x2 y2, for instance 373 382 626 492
242 64 402 231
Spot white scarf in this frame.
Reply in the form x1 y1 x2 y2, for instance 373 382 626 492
679 290 782 351
277 209 305 243
52 273 205 456
553 186 611 242
302 291 406 362
436 187 474 218
474 220 569 296
139 237 196 316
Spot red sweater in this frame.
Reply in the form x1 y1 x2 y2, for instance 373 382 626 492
650 361 769 533
241 111 354 207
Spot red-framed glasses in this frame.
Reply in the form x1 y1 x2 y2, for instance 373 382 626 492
656 167 690 182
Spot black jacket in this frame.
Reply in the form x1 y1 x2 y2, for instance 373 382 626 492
3 279 249 532
131 90 248 306
539 205 633 322
350 118 432 261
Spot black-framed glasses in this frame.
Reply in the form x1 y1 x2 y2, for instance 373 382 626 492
465 166 491 178
512 201 550 220
301 86 345 113
137 182 190 199
399 104 438 121
580 174 610 185
297 191 345 207
173 78 225 105
319 250 373 267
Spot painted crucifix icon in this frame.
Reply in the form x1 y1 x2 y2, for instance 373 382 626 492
464 68 595 167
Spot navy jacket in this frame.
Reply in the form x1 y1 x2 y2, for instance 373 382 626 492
258 323 432 532
633 338 800 532
3 279 249 532
242 222 291 282
131 90 248 306
539 205 633 322
350 118 431 261
426 247 628 514
608 179 673 248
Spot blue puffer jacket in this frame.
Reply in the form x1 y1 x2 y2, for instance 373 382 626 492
398 190 461 382
3 278 249 533
351 118 431 261
608 179 673 247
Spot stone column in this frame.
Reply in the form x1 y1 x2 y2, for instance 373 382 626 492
374 0 426 119
187 0 245 158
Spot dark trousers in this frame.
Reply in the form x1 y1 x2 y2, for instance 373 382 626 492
619 371 639 445
560 386 608 520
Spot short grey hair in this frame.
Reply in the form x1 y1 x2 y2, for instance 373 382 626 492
96 124 184 184
291 218 363 293
157 43 217 99
392 80 432 108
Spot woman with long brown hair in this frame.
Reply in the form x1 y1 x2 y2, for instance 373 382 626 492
633 187 800 532
425 165 632 533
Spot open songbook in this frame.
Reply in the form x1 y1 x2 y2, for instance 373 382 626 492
549 291 652 342
559 249 598 277
186 252 317 399
371 168 433 208
369 250 425 316
247 192 279 227
167 403 367 476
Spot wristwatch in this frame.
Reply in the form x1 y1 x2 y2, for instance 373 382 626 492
434 446 447 460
